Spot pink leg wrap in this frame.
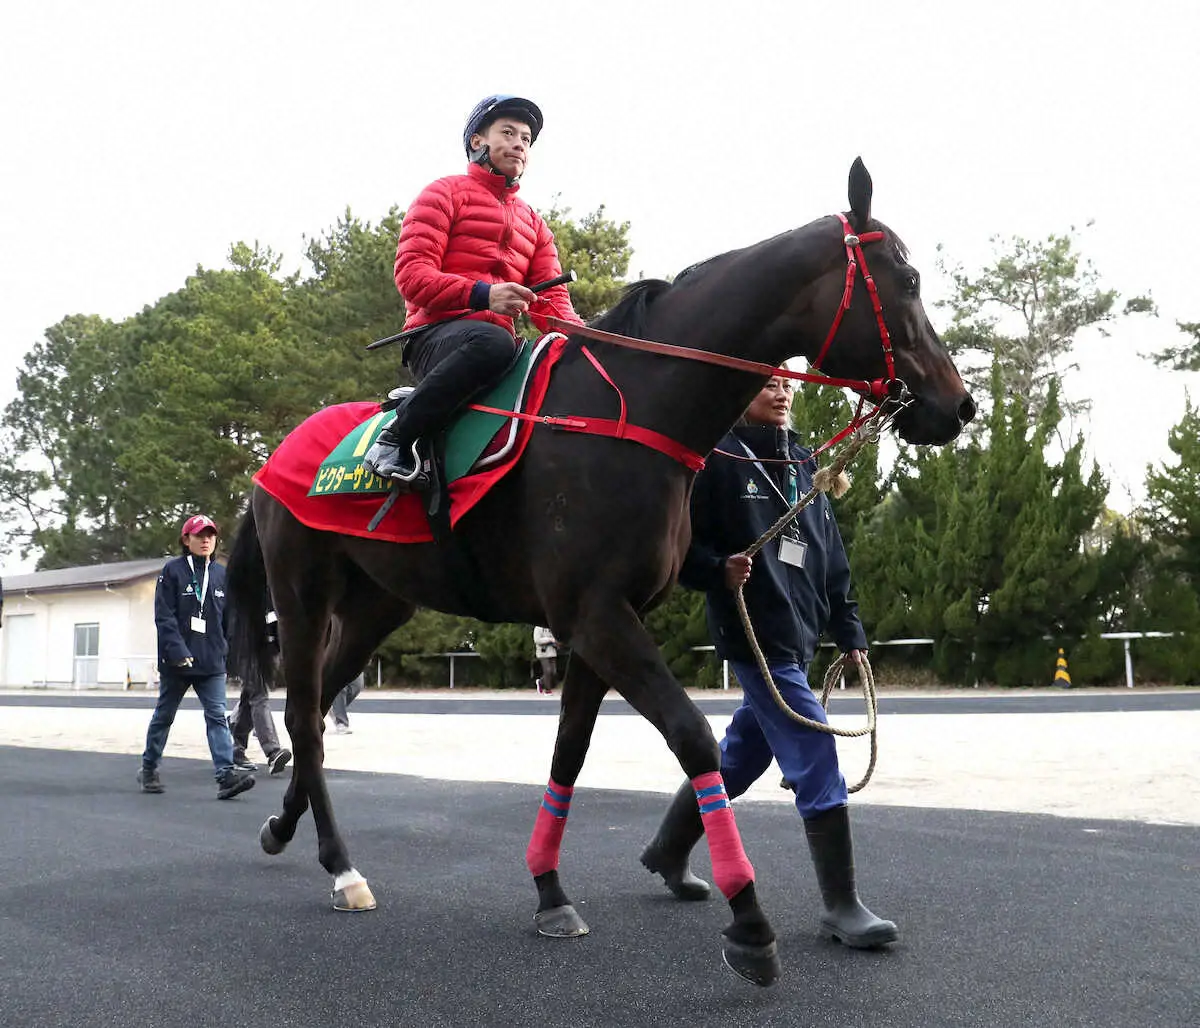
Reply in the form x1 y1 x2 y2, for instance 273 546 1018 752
525 779 574 877
692 771 755 899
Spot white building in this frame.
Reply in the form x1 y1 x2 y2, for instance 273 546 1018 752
1 558 167 689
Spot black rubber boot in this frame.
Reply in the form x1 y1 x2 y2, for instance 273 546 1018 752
640 781 711 901
803 805 899 948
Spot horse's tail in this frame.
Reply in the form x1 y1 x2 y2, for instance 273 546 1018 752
225 500 278 694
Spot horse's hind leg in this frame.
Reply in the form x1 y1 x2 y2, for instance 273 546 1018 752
526 655 608 938
570 599 780 986
263 558 415 913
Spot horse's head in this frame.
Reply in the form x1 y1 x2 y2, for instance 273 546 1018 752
791 159 976 445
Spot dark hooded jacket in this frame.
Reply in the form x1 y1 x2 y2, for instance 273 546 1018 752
680 424 868 665
154 554 229 676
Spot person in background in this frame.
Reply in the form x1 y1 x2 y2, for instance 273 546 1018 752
228 675 291 774
329 672 366 734
639 376 898 949
137 514 255 800
533 626 559 694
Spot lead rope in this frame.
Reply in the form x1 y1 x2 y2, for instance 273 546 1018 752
732 414 891 793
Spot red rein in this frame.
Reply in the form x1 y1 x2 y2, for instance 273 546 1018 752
481 214 901 471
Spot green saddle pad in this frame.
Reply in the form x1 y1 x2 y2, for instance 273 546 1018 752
310 340 535 497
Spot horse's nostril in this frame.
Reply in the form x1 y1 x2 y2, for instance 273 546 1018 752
958 395 977 425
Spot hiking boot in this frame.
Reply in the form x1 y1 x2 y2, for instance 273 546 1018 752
137 767 164 794
216 768 256 800
267 748 292 775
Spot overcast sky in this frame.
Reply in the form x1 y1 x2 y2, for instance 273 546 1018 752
2 0 1198 574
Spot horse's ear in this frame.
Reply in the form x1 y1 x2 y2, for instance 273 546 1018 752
848 157 872 230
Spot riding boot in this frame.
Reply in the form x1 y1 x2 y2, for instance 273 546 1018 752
363 421 429 487
640 780 711 901
803 805 899 948
363 331 514 487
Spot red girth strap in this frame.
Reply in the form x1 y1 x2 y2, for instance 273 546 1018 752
467 403 705 472
467 343 706 473
546 414 705 471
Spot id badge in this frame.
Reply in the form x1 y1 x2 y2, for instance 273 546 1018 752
778 536 808 568
190 616 207 634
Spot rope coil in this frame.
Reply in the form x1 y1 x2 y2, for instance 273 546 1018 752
733 414 892 793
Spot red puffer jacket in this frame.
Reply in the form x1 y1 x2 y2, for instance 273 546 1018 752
394 163 583 335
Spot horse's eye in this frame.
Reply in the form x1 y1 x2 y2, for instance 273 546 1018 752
904 274 919 294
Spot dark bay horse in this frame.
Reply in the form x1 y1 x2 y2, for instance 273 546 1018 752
225 159 974 986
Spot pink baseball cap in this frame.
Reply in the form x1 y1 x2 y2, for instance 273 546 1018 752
180 514 219 538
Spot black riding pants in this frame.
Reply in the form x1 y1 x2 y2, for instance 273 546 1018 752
389 319 517 445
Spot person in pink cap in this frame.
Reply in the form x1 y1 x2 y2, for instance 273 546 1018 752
137 514 255 799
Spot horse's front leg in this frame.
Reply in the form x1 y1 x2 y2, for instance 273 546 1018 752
571 599 780 987
259 759 310 854
527 657 608 938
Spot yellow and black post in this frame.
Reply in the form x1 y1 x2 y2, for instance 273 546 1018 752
1054 648 1071 689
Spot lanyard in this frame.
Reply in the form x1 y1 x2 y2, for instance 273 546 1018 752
736 439 799 508
186 555 210 614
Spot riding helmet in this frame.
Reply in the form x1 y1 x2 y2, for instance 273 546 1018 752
462 95 544 155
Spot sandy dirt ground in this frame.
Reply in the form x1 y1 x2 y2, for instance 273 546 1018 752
1 693 1197 825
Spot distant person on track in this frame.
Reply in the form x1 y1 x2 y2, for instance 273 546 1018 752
137 514 255 800
329 672 366 734
533 626 559 694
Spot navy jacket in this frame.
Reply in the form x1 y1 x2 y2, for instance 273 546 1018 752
154 554 229 676
680 425 868 665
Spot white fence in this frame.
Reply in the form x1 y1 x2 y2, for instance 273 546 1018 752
422 632 1179 690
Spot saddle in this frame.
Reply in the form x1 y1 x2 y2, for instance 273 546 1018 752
304 336 563 542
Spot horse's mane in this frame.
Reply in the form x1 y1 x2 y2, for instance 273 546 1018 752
584 252 729 340
589 278 673 338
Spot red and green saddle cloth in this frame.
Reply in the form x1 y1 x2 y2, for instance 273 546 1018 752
254 335 567 543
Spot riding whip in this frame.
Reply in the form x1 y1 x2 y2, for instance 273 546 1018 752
366 270 577 351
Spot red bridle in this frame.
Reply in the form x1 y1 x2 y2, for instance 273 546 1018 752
547 212 904 406
524 213 913 471
810 213 897 385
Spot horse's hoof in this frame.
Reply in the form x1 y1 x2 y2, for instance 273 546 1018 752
721 937 781 987
534 904 590 938
259 817 287 856
332 880 377 912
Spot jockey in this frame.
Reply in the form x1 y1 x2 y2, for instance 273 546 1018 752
364 94 584 486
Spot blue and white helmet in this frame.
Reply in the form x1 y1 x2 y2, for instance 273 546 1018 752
462 95 544 156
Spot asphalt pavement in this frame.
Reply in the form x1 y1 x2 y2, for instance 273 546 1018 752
2 746 1197 1028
